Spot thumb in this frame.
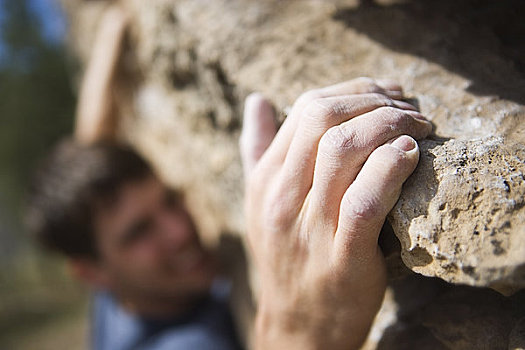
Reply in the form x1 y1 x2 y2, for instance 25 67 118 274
240 93 277 179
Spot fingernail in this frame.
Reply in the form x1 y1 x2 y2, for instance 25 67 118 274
390 135 417 152
407 111 428 121
245 92 263 108
393 100 417 111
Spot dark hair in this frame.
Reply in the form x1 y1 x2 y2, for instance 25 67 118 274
26 139 153 259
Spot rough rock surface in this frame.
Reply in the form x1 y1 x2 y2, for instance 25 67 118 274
363 274 525 350
390 137 525 293
63 0 525 348
64 0 525 289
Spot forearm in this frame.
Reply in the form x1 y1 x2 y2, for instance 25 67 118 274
74 5 128 144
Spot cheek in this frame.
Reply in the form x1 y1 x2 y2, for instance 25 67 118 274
111 241 162 278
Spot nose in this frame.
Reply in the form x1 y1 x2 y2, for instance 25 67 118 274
155 207 195 252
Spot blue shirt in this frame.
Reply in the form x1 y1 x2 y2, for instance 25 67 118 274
92 282 243 350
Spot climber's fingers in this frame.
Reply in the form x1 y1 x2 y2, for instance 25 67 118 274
304 106 431 232
333 135 421 261
262 78 404 164
276 94 420 215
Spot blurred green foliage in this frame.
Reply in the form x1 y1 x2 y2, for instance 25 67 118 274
0 1 86 347
0 0 74 245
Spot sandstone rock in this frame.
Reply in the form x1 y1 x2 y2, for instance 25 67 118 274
509 318 525 350
366 275 525 350
115 0 525 290
389 137 525 293
421 287 518 350
62 0 525 348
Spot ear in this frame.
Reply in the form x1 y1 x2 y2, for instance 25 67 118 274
68 258 112 290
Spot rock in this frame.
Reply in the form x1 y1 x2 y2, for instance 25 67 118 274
389 137 525 293
421 287 517 350
366 275 525 350
509 318 525 350
362 274 449 350
61 0 525 348
116 0 525 289
63 1 525 282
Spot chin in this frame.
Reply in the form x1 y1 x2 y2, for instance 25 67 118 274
173 260 218 296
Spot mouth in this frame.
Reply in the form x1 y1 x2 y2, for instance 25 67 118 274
176 247 211 274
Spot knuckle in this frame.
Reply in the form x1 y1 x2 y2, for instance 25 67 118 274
374 106 411 128
374 106 401 117
390 112 412 130
319 125 360 156
303 98 338 127
354 77 383 93
373 145 415 173
367 92 394 106
342 195 382 223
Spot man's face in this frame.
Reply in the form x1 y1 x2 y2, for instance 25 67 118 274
92 176 217 303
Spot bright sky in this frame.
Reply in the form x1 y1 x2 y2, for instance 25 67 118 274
0 0 67 65
26 0 67 44
0 0 66 52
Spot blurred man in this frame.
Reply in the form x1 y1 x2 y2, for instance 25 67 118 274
30 139 244 349
29 7 242 349
27 5 431 350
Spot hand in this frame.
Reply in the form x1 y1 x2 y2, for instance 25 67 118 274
240 78 432 350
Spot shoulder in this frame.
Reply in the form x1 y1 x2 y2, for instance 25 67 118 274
92 291 144 350
139 289 242 350
92 290 243 350
140 323 242 350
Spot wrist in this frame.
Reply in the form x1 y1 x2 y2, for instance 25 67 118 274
254 290 374 350
255 297 320 350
